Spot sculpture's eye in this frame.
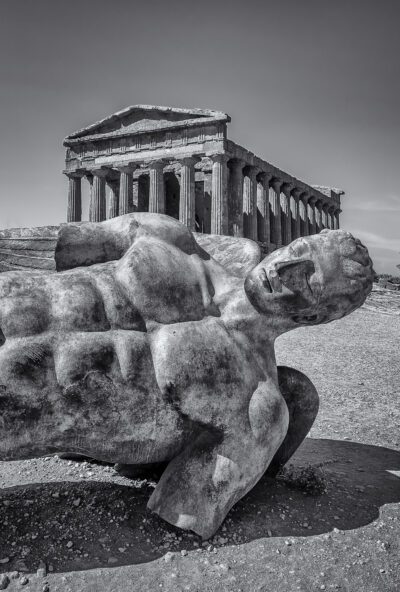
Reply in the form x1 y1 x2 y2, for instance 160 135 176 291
292 313 319 324
276 259 315 295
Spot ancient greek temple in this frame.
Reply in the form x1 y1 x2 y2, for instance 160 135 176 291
63 105 343 249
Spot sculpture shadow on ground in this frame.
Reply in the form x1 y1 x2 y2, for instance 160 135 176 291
0 438 399 574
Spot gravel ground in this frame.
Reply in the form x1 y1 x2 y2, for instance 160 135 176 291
0 287 399 591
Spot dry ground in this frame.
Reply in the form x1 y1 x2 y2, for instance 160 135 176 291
0 286 399 592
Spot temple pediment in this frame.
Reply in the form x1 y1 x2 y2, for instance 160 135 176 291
64 105 230 145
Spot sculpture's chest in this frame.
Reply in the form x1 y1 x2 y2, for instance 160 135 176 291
150 319 265 422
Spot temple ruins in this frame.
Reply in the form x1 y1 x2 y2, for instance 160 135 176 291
63 105 343 249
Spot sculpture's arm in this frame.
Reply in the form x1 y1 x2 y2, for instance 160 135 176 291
147 378 289 539
0 213 202 273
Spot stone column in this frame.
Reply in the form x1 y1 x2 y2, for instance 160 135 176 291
328 206 335 230
322 203 330 228
179 157 197 230
243 166 259 241
291 188 302 239
91 169 108 222
210 153 228 235
107 180 119 219
148 160 166 214
300 192 310 236
270 179 283 247
316 201 324 232
334 208 341 229
66 171 84 222
308 197 317 235
228 158 245 237
117 164 136 216
281 183 294 245
257 172 272 244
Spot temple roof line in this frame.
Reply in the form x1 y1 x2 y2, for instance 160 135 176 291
64 104 230 145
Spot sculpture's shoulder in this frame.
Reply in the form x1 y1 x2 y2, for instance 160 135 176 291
194 233 262 278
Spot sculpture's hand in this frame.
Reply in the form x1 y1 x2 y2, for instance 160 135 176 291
147 379 289 539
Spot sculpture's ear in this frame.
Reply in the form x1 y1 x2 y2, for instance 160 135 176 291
274 259 316 295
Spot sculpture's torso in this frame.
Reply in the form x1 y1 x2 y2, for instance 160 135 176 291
0 263 277 463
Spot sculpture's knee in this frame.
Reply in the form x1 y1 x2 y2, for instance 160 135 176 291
249 381 289 449
278 366 319 425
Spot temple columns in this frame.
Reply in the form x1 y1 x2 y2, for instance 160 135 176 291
328 206 335 230
107 180 119 219
211 153 228 235
315 201 323 232
66 172 83 222
148 160 166 214
299 192 310 236
270 179 283 247
228 159 245 237
291 188 302 239
281 183 293 245
243 166 259 241
308 197 317 235
179 157 197 230
334 208 341 229
322 204 329 228
257 172 272 243
91 169 108 222
118 164 136 216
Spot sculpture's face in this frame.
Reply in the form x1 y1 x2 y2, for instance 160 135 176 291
244 230 373 326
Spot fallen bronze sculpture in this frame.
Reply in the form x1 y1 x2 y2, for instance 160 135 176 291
0 213 373 538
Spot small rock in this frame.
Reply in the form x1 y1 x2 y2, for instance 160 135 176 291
0 558 10 565
180 550 188 557
19 576 29 586
42 584 50 592
219 563 229 572
37 567 47 578
10 572 19 580
66 541 73 549
72 498 81 507
164 552 174 563
0 574 10 590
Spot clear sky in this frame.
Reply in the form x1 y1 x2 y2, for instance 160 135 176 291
1 0 399 274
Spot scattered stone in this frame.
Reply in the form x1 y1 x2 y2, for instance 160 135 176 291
219 563 230 572
164 552 174 563
19 576 29 586
180 550 188 557
0 558 10 565
9 572 19 580
0 574 10 590
66 541 73 549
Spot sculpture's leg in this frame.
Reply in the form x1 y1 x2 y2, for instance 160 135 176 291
266 366 319 477
147 381 289 539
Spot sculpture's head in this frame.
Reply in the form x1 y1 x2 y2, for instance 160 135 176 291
244 230 374 327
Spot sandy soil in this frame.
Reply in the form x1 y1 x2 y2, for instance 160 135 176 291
0 286 399 591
